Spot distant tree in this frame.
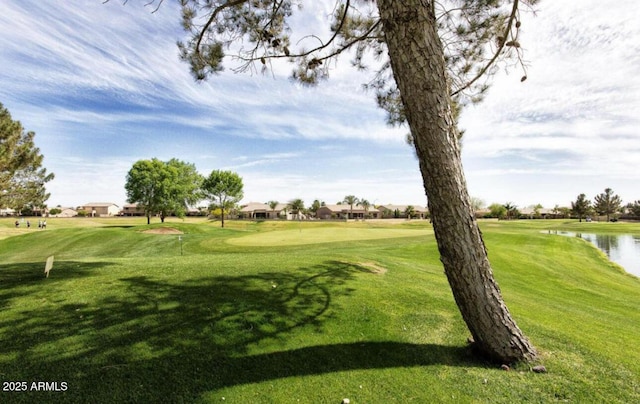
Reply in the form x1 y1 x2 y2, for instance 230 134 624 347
0 103 54 211
360 199 371 219
49 208 62 216
287 198 305 220
405 205 416 219
343 195 359 219
532 203 543 219
268 200 279 219
308 199 322 218
488 203 507 219
219 200 239 221
571 194 591 222
202 170 244 228
503 202 519 220
558 207 572 219
470 197 485 213
125 158 202 224
594 188 622 222
125 158 165 224
159 158 203 222
627 201 640 217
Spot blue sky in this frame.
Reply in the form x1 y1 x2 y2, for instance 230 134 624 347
1 0 639 210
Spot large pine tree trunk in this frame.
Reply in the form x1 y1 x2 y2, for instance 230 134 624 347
377 0 537 363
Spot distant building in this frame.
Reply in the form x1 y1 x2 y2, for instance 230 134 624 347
378 204 429 219
0 207 16 216
316 204 381 220
121 203 145 216
519 207 554 219
52 207 78 218
78 202 120 217
239 202 292 219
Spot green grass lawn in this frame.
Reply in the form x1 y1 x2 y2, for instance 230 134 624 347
0 217 638 403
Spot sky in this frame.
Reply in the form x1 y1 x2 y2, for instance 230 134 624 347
1 0 638 210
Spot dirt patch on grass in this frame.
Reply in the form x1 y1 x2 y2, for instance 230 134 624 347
142 227 183 235
358 261 388 274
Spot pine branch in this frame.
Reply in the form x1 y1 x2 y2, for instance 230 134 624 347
451 0 519 97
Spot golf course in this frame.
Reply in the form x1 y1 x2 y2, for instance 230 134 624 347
1 217 638 403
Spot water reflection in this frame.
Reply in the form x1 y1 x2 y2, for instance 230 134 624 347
548 231 639 277
580 234 618 257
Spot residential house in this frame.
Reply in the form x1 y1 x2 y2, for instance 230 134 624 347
121 203 145 216
378 204 429 219
316 204 380 220
0 207 16 216
240 202 290 219
78 202 120 217
186 207 208 216
52 207 78 218
519 206 554 219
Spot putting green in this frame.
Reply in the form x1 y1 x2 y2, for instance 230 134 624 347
226 227 433 246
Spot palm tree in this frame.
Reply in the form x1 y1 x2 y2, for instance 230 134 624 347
268 200 279 219
503 202 518 220
532 203 543 219
287 198 305 220
343 195 359 219
404 205 415 219
360 199 371 220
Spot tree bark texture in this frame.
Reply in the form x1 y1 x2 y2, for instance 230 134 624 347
377 0 537 363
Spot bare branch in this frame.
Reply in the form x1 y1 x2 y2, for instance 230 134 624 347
240 15 381 66
246 0 353 62
144 0 164 14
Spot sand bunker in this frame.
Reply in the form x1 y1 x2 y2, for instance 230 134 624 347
142 227 184 235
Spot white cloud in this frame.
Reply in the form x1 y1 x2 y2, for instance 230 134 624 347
459 0 640 206
1 0 639 209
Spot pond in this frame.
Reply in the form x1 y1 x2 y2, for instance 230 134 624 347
547 231 640 277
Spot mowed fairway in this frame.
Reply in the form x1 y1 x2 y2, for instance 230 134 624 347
226 226 433 246
0 217 639 403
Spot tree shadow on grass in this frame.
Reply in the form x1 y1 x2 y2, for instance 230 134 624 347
0 260 480 402
0 260 115 309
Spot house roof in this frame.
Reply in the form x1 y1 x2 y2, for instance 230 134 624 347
240 202 288 212
519 207 554 215
319 204 374 213
379 204 428 212
82 202 119 207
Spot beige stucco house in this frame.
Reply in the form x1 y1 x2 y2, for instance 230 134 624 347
316 204 380 220
240 202 286 219
78 202 120 217
52 207 78 217
122 203 145 216
240 202 308 220
378 204 429 219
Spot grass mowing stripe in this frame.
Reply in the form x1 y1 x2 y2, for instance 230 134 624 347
0 218 638 402
224 227 433 247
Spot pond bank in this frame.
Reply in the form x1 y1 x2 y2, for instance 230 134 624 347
547 230 640 277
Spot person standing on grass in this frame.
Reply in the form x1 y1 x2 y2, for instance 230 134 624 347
42 219 46 229
15 220 19 228
26 220 30 229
